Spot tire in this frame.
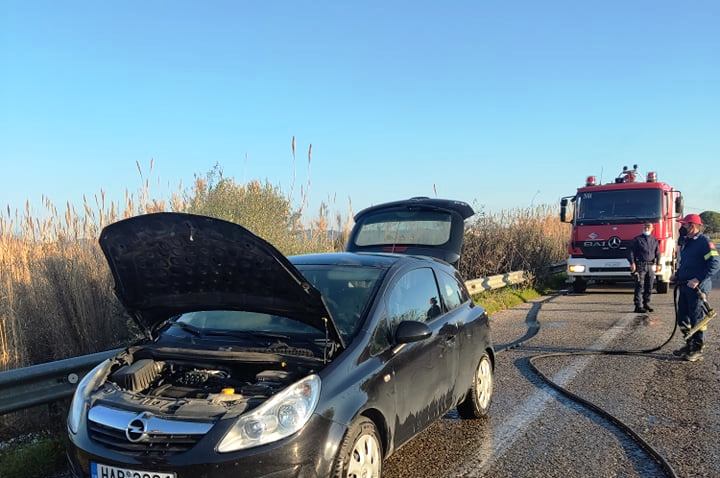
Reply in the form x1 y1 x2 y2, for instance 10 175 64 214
457 353 494 419
656 280 669 294
332 417 383 478
572 278 587 293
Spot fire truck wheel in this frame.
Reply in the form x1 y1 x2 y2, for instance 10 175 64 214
572 278 587 293
656 281 669 294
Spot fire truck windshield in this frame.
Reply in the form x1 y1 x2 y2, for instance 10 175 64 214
576 189 662 225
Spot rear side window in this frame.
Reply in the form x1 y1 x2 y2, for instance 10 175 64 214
438 271 464 311
386 268 442 328
354 210 452 246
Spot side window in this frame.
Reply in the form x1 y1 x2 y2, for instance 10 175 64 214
368 315 391 356
387 268 442 330
438 271 464 311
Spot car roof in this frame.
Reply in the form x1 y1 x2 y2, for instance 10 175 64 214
289 251 441 268
289 252 400 267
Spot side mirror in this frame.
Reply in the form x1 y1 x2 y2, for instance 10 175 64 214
395 321 432 344
675 195 684 217
560 198 568 223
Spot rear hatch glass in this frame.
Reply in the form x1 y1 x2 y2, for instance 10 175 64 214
347 199 473 265
354 210 452 247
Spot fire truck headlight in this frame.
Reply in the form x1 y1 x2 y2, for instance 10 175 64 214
568 265 586 273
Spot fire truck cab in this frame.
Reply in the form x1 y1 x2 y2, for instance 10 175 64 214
560 166 683 294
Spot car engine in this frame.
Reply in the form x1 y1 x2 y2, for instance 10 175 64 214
90 348 313 419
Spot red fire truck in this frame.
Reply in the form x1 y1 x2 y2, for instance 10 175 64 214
560 165 684 293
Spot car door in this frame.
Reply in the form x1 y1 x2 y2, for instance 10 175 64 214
386 267 459 446
436 269 483 403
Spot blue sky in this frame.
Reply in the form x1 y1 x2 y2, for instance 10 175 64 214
1 0 719 222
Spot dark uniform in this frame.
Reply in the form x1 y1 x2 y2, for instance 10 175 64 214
676 234 720 349
628 233 660 310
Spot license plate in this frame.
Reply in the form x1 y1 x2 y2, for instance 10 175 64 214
91 462 176 478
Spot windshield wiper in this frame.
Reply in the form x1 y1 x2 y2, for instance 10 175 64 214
172 321 204 337
202 330 292 342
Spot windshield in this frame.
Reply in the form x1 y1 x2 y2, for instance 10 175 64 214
576 189 662 224
172 265 384 343
354 210 452 246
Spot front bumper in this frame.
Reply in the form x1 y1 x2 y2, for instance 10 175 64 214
567 257 672 283
567 257 631 278
67 413 346 478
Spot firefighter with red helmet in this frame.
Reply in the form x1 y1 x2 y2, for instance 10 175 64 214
673 214 720 361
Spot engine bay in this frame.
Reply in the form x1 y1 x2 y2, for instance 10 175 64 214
90 347 318 418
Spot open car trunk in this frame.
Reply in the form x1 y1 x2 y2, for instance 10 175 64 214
346 197 474 265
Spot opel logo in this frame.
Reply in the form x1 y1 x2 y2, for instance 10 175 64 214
126 415 149 443
608 236 622 249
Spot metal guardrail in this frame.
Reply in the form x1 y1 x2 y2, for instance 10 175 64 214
547 261 567 274
0 348 121 415
464 270 528 294
0 264 568 416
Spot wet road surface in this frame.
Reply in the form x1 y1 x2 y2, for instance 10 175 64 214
383 279 720 478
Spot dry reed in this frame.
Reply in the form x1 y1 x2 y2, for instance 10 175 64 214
459 205 569 282
0 160 351 373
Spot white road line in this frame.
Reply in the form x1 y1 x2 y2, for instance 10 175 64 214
454 313 636 477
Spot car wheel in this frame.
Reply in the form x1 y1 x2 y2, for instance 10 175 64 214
656 280 669 294
457 352 493 419
333 417 383 478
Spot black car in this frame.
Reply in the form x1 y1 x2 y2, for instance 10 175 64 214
67 198 494 478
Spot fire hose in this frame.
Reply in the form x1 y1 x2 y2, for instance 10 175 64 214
507 285 715 478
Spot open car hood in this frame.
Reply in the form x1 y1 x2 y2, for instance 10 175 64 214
346 197 474 265
99 213 344 347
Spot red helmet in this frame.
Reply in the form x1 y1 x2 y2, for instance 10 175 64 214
679 213 703 225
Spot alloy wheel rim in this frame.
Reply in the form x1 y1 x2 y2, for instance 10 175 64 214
346 433 381 478
476 357 493 409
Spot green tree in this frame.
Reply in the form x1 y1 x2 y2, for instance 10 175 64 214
185 165 335 255
700 210 720 235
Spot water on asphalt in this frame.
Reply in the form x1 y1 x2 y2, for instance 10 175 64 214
384 280 720 478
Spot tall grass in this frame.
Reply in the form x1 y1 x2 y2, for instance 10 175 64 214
0 163 181 371
0 196 568 371
459 205 570 282
0 157 350 373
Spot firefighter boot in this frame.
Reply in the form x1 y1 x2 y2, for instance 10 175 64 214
684 341 703 362
672 341 691 357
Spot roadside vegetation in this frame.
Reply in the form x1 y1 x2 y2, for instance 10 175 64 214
0 434 65 478
0 160 567 373
471 286 543 316
699 210 719 236
459 205 569 282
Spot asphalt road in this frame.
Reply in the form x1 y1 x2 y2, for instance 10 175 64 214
384 278 720 478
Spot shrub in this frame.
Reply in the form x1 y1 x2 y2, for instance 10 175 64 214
459 205 569 282
700 210 720 235
186 165 339 255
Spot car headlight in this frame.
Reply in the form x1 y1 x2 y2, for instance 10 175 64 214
218 374 321 453
568 264 586 273
67 360 111 434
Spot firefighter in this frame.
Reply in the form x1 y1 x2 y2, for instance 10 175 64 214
672 214 720 362
628 222 660 313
